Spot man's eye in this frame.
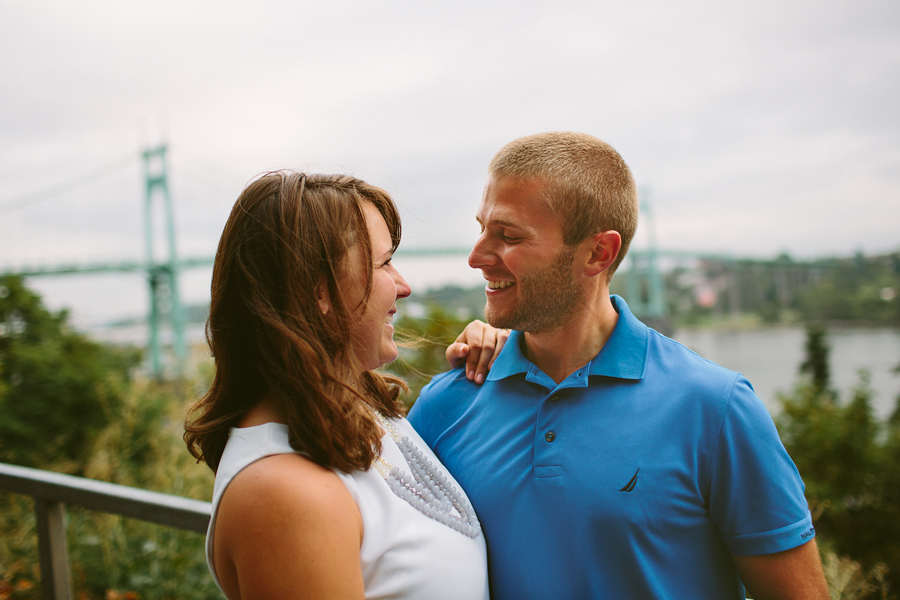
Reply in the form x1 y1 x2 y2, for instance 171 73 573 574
501 235 521 243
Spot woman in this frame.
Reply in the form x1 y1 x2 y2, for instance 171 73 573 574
184 172 497 599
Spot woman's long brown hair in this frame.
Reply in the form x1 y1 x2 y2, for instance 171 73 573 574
184 172 406 473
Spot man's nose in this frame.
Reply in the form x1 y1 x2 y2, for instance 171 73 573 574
468 233 493 270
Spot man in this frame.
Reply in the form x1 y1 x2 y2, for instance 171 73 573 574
408 132 828 599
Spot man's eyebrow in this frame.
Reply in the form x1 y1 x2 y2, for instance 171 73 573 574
477 216 525 229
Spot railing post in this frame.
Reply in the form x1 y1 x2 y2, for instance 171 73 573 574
2 462 212 596
34 498 72 600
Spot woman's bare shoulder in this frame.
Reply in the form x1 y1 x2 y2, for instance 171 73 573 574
214 453 365 599
219 452 361 537
229 452 347 501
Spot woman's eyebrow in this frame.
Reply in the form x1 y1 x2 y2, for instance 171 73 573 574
374 248 393 262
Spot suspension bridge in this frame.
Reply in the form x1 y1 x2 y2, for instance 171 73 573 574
0 145 719 377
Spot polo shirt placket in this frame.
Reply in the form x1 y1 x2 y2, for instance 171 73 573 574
527 365 591 483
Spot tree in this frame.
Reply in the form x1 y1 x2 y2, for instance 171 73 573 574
776 325 900 595
800 322 831 394
0 275 142 472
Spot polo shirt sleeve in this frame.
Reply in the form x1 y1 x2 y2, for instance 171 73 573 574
708 374 815 556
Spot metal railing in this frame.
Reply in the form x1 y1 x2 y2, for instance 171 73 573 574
0 462 211 600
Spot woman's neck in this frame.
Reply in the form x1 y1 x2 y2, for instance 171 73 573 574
239 392 287 427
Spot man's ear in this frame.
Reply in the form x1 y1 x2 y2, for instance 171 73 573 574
317 282 331 315
583 230 622 278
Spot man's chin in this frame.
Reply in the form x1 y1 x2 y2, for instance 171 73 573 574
484 308 517 331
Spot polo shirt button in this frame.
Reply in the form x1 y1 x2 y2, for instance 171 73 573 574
545 431 556 442
550 395 560 402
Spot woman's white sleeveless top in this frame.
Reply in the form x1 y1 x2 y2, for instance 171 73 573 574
206 418 489 599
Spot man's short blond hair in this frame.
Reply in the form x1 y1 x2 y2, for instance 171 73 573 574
488 132 638 279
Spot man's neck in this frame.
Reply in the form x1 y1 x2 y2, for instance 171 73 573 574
521 294 618 385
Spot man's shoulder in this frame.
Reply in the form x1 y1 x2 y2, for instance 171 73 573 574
418 367 480 400
408 367 483 445
641 328 756 407
647 328 739 378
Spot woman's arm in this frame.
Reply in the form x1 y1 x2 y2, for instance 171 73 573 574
213 453 365 600
446 320 510 384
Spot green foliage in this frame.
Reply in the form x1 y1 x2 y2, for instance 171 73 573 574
62 378 218 599
658 251 900 328
796 253 900 324
385 305 472 405
800 322 832 394
777 325 900 596
65 509 219 600
0 278 218 599
779 374 880 504
1 375 219 600
822 552 892 600
406 285 486 322
0 275 142 472
1 500 219 600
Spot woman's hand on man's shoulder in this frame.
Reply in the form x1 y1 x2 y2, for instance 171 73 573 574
446 320 510 384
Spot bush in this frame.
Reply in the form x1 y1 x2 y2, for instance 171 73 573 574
1 377 220 599
387 306 472 405
0 275 142 472
0 277 219 598
776 324 900 596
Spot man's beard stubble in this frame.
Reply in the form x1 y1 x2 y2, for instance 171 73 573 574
484 245 582 334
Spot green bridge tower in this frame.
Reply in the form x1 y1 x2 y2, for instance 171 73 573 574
625 187 671 334
142 144 187 377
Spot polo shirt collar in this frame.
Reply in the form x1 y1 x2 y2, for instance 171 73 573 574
588 295 648 380
486 295 648 382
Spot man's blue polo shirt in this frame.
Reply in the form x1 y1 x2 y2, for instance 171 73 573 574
408 296 813 600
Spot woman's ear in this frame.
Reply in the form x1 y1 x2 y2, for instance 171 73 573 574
317 283 331 315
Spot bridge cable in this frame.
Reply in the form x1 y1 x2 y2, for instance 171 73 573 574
0 153 138 216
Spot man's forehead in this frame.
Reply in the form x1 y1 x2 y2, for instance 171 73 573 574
477 176 555 224
474 197 524 224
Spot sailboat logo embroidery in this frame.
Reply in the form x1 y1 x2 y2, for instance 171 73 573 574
620 468 640 492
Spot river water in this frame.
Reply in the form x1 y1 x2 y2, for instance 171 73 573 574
672 326 900 420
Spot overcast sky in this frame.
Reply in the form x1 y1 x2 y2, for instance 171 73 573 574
1 0 898 324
